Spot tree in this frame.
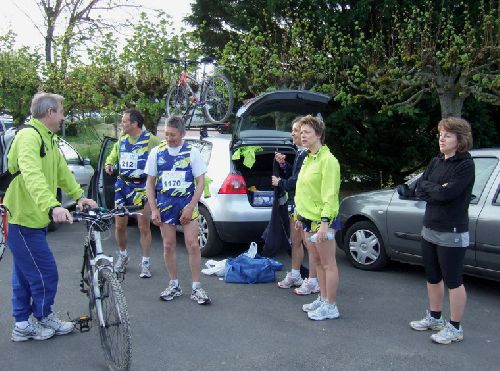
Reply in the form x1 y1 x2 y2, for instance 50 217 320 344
36 0 137 75
187 0 335 56
327 0 499 118
0 32 41 124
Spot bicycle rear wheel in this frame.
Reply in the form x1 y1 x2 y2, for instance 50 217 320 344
202 74 234 124
97 268 131 371
166 84 191 118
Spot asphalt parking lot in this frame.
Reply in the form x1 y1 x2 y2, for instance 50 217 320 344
0 223 499 370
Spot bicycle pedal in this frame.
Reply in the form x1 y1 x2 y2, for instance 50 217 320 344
77 315 91 332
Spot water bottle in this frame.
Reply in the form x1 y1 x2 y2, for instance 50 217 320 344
307 231 335 243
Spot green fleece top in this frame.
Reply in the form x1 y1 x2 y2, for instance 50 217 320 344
295 145 340 222
4 119 83 228
104 131 161 166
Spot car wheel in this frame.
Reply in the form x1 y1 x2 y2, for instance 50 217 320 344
198 206 224 257
343 221 388 270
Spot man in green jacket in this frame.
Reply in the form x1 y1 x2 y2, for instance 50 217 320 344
5 92 97 342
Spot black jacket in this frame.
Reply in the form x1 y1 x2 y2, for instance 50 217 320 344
278 148 307 205
416 151 475 233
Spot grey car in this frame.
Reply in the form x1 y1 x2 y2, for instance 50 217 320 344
56 137 94 208
93 90 331 257
336 148 500 281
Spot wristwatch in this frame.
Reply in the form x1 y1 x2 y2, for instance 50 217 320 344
321 217 330 223
48 205 58 219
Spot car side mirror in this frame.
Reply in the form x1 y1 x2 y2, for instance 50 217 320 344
397 184 410 198
83 158 91 166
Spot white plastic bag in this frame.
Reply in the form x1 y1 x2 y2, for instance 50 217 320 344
201 259 227 277
243 241 258 258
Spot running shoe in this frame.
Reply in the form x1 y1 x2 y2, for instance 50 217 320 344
114 253 129 273
160 281 183 301
190 287 211 305
307 302 340 321
294 278 320 295
139 261 152 278
302 295 324 313
409 310 445 331
39 313 74 335
11 319 55 342
431 322 464 344
277 272 303 289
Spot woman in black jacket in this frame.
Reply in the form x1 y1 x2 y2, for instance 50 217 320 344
272 117 319 295
410 117 475 345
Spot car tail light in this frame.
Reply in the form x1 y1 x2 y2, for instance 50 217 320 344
218 174 247 194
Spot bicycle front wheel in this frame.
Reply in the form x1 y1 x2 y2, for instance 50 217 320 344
97 268 131 371
166 84 191 118
202 74 234 124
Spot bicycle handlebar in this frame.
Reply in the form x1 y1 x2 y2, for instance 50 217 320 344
72 205 143 226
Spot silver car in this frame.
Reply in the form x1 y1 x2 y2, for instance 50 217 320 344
93 90 331 256
56 138 94 208
336 148 500 281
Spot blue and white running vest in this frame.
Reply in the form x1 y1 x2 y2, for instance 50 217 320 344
155 141 195 199
118 130 151 179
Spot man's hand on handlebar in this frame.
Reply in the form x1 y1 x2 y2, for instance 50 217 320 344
77 197 98 211
51 207 73 224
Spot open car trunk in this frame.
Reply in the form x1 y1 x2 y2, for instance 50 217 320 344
232 144 296 207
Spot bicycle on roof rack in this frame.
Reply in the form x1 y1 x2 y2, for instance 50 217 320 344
71 205 141 371
165 57 234 125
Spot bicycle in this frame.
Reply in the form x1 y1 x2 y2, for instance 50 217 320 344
165 57 234 125
71 205 141 371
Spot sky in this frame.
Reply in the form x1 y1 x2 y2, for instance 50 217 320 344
1 0 195 49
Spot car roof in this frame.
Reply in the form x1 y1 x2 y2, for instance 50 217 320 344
470 148 500 157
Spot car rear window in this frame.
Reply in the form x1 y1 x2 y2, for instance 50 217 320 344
240 110 299 133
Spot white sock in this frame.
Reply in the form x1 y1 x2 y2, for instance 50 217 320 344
192 281 201 290
291 269 300 278
16 321 29 328
142 257 150 264
170 279 179 287
119 250 128 257
308 277 318 285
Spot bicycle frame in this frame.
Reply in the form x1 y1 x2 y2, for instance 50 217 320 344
175 67 210 108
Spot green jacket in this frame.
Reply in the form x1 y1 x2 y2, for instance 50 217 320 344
105 131 161 166
295 145 340 222
4 119 83 228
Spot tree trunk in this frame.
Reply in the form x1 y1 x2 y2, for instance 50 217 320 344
45 22 55 62
437 90 465 118
435 70 466 118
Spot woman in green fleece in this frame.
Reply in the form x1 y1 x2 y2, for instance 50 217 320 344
294 115 341 321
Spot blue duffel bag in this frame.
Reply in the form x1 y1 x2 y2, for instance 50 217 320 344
224 254 283 284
